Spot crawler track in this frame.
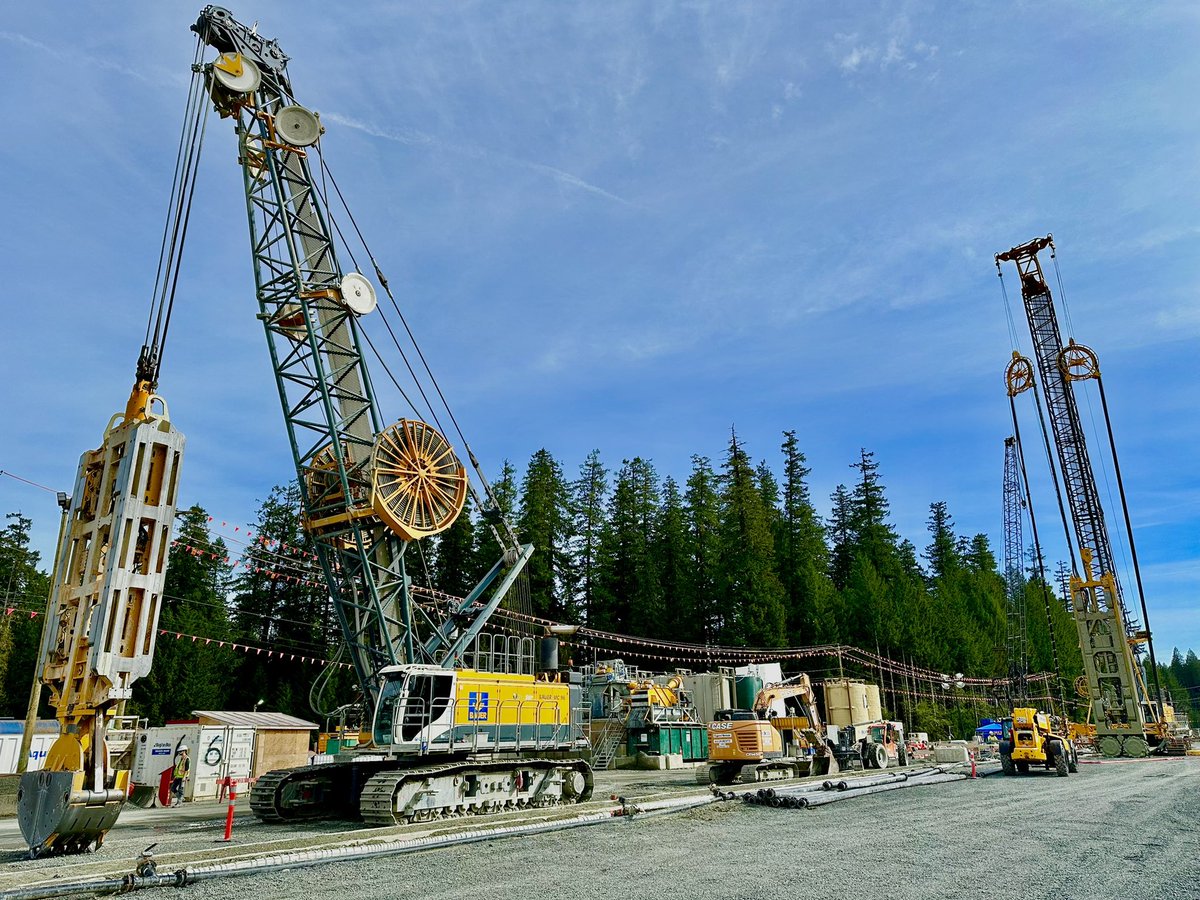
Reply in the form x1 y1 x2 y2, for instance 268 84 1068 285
251 758 594 826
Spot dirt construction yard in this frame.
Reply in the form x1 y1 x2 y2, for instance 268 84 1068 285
1 756 1196 899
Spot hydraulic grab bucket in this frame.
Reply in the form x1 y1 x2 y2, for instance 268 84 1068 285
19 389 183 856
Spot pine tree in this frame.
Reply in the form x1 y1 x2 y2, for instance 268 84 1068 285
756 460 780 523
953 535 1004 676
776 431 831 645
828 485 854 590
594 458 662 635
227 484 332 716
132 505 234 723
924 502 960 581
836 451 916 659
517 449 576 619
655 477 691 638
717 430 786 647
0 513 50 718
849 449 897 568
570 450 608 625
431 494 478 598
683 456 722 643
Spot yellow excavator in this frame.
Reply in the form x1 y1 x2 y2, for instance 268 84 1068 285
706 674 838 784
18 378 184 856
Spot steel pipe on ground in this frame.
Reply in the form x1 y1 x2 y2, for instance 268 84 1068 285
799 773 967 808
4 794 723 900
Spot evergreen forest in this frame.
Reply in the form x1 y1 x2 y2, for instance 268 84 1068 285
1 431 1196 739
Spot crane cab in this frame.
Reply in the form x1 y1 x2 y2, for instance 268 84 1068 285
371 665 580 758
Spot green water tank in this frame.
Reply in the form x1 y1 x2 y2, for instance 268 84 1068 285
735 674 763 710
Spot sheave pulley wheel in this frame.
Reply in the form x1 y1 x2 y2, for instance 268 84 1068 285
371 420 468 540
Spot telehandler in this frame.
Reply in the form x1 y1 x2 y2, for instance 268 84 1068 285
999 708 1078 777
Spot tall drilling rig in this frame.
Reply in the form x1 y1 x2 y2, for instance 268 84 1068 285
997 235 1165 758
1001 437 1028 705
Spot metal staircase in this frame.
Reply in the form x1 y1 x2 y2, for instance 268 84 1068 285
589 717 626 771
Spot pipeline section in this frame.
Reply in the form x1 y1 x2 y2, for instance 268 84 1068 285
3 794 719 900
728 765 968 808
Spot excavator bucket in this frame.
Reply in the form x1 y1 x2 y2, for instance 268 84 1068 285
18 768 126 857
812 752 839 778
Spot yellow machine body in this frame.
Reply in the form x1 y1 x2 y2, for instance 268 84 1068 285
706 675 835 784
374 666 576 755
708 720 785 764
1001 707 1077 777
1010 708 1055 763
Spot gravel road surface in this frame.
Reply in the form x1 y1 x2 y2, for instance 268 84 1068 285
3 758 1197 899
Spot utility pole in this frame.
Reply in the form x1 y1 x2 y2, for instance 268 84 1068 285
18 491 71 774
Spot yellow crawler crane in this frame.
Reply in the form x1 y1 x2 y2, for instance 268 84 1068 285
18 382 184 856
999 707 1078 777
359 667 587 823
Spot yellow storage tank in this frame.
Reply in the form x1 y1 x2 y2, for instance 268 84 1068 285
823 679 874 726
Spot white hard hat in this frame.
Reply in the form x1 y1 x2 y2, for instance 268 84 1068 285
178 745 188 752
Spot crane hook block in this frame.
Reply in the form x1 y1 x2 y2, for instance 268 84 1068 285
370 420 468 541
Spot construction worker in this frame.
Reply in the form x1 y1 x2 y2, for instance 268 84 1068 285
170 746 190 807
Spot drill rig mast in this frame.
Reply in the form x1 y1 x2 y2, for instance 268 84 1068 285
191 7 590 823
997 236 1163 758
1002 437 1028 705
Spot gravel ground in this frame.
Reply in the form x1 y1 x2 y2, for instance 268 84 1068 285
3 759 1197 899
181 758 1200 900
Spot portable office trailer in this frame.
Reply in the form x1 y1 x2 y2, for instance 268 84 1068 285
130 724 254 801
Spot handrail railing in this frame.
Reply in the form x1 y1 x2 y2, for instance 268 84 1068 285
378 694 573 756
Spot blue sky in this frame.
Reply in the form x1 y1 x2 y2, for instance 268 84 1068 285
1 2 1196 657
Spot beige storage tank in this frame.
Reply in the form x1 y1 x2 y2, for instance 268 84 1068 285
823 679 881 726
864 683 882 723
683 672 734 723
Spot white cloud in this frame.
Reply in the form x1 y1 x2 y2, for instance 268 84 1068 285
0 29 174 84
830 27 938 77
1155 304 1200 337
324 111 638 209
